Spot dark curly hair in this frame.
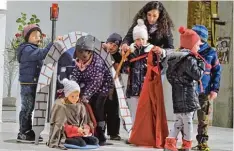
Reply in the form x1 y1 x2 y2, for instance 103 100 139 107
133 1 174 38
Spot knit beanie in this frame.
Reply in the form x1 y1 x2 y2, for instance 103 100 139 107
192 25 208 42
133 19 148 40
61 78 80 97
23 24 42 42
179 26 200 52
106 33 122 47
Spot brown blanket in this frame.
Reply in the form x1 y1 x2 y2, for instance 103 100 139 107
47 99 94 149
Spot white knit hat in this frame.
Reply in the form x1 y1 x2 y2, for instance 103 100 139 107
133 19 148 41
61 78 80 97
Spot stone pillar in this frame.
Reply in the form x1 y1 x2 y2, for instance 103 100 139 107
0 0 7 123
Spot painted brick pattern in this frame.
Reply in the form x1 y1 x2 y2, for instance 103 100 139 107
33 31 133 144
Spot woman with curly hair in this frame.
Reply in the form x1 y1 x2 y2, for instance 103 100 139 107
121 1 174 51
120 1 174 148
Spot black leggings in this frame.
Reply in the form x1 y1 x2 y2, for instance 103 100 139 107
89 93 107 143
105 89 120 136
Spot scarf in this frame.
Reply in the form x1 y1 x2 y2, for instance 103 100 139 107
76 55 93 71
199 42 210 53
148 23 157 34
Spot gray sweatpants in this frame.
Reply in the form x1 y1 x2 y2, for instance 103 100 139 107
169 112 194 141
126 96 139 124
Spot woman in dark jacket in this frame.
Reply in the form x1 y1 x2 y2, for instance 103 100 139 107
121 1 174 52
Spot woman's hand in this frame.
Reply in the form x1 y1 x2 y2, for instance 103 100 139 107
152 46 163 55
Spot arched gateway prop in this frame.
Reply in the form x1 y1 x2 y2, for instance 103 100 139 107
32 31 132 144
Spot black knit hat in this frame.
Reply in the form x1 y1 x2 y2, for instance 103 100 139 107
106 33 122 47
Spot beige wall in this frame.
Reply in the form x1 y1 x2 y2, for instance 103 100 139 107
0 0 7 122
213 1 233 128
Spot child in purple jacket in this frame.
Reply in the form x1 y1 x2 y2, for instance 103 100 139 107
70 35 113 146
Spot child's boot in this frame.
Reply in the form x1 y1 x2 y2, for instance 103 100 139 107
164 137 178 151
178 139 192 151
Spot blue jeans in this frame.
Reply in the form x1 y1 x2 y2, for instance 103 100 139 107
19 85 37 134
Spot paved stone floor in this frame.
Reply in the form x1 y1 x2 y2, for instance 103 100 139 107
1 108 233 151
0 120 233 151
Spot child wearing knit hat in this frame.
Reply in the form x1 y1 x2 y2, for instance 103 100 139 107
47 78 99 149
191 25 221 151
70 35 114 146
121 19 166 124
164 26 205 151
17 24 62 142
102 33 122 141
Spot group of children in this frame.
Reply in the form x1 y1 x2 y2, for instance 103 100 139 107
16 17 221 151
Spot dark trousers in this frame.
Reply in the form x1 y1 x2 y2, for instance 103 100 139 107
196 93 210 144
65 136 99 147
89 93 107 143
104 89 120 136
19 85 37 134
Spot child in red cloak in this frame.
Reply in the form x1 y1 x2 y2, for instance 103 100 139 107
122 19 168 148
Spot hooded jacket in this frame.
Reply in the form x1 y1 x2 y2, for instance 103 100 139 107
166 49 205 113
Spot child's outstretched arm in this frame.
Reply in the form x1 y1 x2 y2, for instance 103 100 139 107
21 42 53 62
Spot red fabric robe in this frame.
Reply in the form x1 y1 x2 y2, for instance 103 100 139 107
129 50 168 148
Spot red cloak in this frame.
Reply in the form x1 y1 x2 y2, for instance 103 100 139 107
128 50 168 148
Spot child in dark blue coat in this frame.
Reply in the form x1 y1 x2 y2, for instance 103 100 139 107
191 25 222 151
17 24 62 142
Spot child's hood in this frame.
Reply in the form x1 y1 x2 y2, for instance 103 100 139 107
17 42 38 63
167 49 191 66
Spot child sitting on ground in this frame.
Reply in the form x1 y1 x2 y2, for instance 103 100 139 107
47 78 99 150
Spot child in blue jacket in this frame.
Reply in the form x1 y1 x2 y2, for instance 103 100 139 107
16 24 62 142
192 25 222 151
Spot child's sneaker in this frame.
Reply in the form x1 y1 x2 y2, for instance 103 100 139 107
200 143 210 151
17 130 43 143
192 143 210 151
110 135 121 141
17 131 35 143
